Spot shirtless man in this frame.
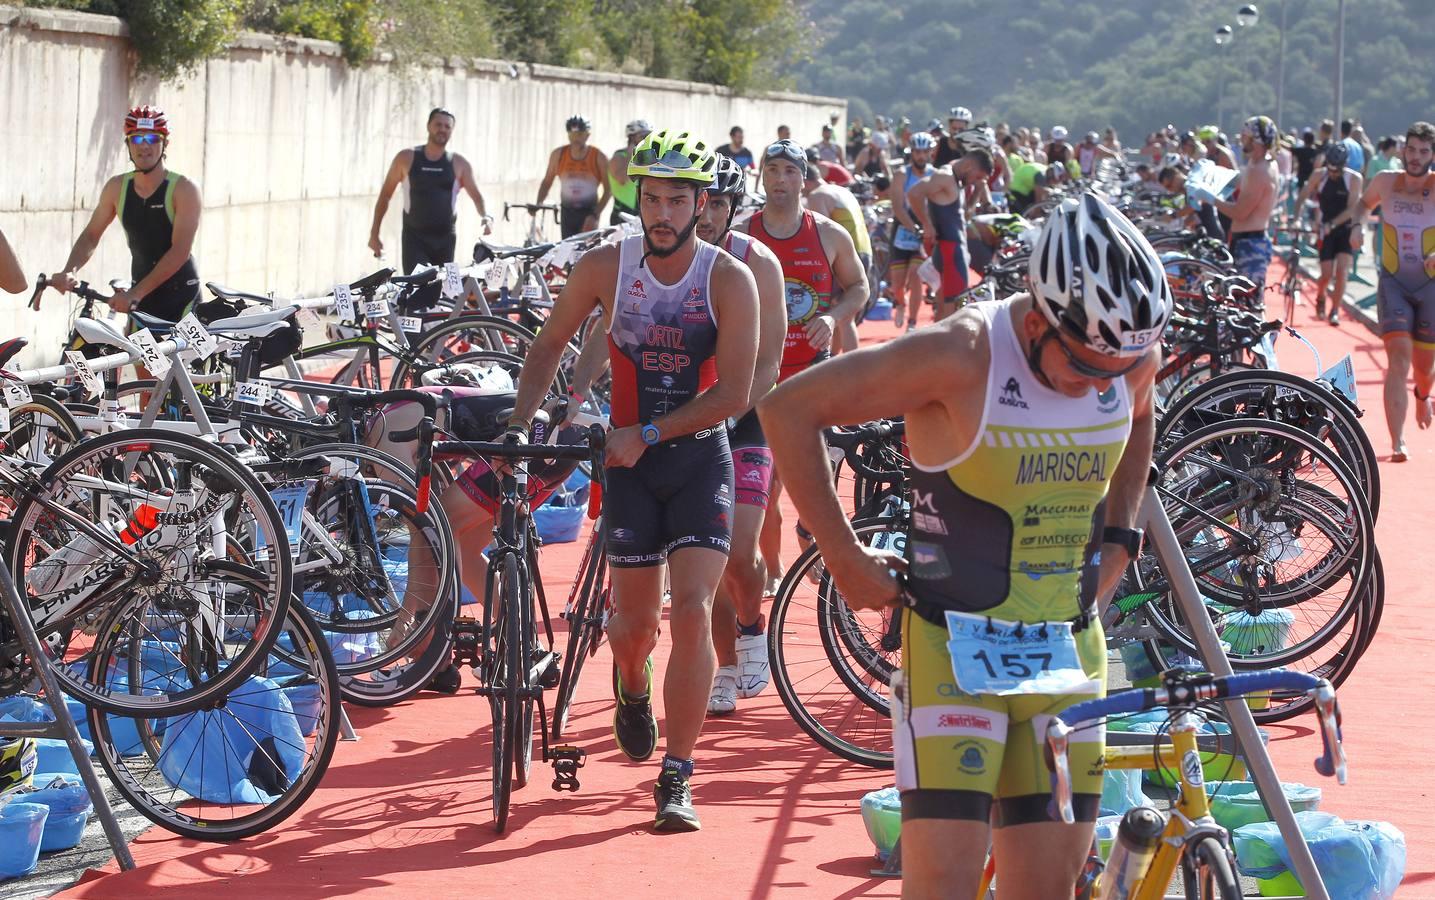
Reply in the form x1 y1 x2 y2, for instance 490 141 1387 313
1208 116 1280 288
1350 120 1435 461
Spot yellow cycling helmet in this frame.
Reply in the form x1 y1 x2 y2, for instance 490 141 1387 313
0 737 37 800
627 130 717 184
1196 125 1220 141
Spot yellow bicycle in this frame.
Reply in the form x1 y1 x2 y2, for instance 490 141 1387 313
1043 669 1346 899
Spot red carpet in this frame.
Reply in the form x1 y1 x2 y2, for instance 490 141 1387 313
61 261 1429 897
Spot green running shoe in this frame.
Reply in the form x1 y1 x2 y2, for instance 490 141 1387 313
612 656 658 761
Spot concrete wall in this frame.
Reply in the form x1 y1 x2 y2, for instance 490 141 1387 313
0 6 844 363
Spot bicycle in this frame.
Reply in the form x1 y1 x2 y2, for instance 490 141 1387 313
1042 668 1346 899
503 202 560 247
433 421 604 832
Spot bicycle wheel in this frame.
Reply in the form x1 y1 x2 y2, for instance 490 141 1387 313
514 553 537 790
1144 418 1374 669
2 392 83 468
551 523 607 740
8 428 292 715
389 315 575 391
1181 835 1241 900
769 516 903 769
88 598 339 841
1157 368 1380 521
486 551 520 832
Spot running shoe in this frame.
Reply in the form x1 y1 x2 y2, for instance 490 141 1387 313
735 629 770 699
613 656 658 761
654 766 700 832
425 665 462 694
708 666 738 715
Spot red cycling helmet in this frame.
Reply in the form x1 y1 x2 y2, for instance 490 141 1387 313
124 105 169 137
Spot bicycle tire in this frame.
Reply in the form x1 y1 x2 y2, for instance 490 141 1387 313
1182 835 1242 900
488 551 520 832
2 392 84 467
551 523 607 740
769 516 902 769
389 314 574 392
88 598 340 841
1157 368 1380 521
8 428 293 715
1145 418 1374 669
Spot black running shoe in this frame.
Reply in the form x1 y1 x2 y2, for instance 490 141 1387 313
653 767 700 832
425 665 462 695
612 657 658 761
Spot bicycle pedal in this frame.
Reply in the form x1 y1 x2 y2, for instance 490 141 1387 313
550 745 586 792
451 616 484 668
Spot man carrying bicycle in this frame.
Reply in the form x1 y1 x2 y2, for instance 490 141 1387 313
536 116 610 238
50 106 201 323
694 155 788 717
509 129 759 831
761 193 1169 898
368 107 492 275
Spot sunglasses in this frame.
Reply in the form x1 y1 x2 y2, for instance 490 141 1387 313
1044 327 1145 379
127 133 163 146
764 141 807 167
631 146 698 169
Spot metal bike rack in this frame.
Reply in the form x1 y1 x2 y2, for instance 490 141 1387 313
0 565 135 871
871 484 1332 898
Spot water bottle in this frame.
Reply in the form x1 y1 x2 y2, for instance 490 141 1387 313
1098 806 1164 899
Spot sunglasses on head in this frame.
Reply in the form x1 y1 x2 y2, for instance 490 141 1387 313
1044 327 1145 379
127 133 163 146
631 146 698 169
764 141 806 167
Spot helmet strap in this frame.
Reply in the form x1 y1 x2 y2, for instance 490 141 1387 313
1025 326 1059 391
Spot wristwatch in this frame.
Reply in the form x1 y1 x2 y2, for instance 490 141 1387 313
1102 526 1144 558
641 423 661 446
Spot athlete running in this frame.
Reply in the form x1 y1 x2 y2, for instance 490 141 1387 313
1350 120 1435 462
1295 141 1363 325
906 148 995 319
802 148 875 353
50 106 201 323
743 140 870 611
693 155 788 716
761 192 1169 899
369 107 492 274
509 129 759 831
536 116 611 238
1210 116 1279 288
888 132 937 330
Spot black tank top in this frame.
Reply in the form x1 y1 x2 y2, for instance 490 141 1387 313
403 147 458 235
1318 169 1351 224
118 172 199 320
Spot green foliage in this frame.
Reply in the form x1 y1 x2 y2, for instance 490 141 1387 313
119 0 245 79
22 0 808 91
793 0 1435 142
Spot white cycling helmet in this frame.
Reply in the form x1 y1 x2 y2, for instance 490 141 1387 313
1160 152 1186 170
1028 193 1173 358
1051 125 1069 141
950 106 973 122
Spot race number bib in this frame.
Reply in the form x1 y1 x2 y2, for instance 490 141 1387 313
256 481 312 552
333 284 356 322
130 329 172 377
1 370 32 406
944 611 1093 696
174 314 219 361
363 294 390 319
65 351 102 398
233 381 273 406
442 262 464 300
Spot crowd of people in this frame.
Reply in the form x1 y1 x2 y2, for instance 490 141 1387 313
4 96 1434 897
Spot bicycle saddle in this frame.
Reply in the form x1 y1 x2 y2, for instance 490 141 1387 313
205 282 273 305
74 317 141 355
130 309 177 336
0 338 28 370
473 241 554 263
206 306 298 339
350 268 395 294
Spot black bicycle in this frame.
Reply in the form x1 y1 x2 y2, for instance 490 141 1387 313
434 421 604 832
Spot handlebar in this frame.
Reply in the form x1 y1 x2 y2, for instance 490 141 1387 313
823 420 906 483
1045 670 1346 823
504 202 560 222
28 273 113 312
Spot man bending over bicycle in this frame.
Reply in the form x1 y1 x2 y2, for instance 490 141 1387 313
509 129 758 831
50 106 201 327
762 193 1169 897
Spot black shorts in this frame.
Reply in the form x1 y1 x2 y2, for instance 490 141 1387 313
605 429 734 567
890 243 927 266
402 228 456 276
1319 225 1354 261
561 203 596 239
137 260 201 323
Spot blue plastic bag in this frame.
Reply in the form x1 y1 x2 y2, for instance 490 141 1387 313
158 674 305 804
1233 810 1406 899
1099 767 1150 817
